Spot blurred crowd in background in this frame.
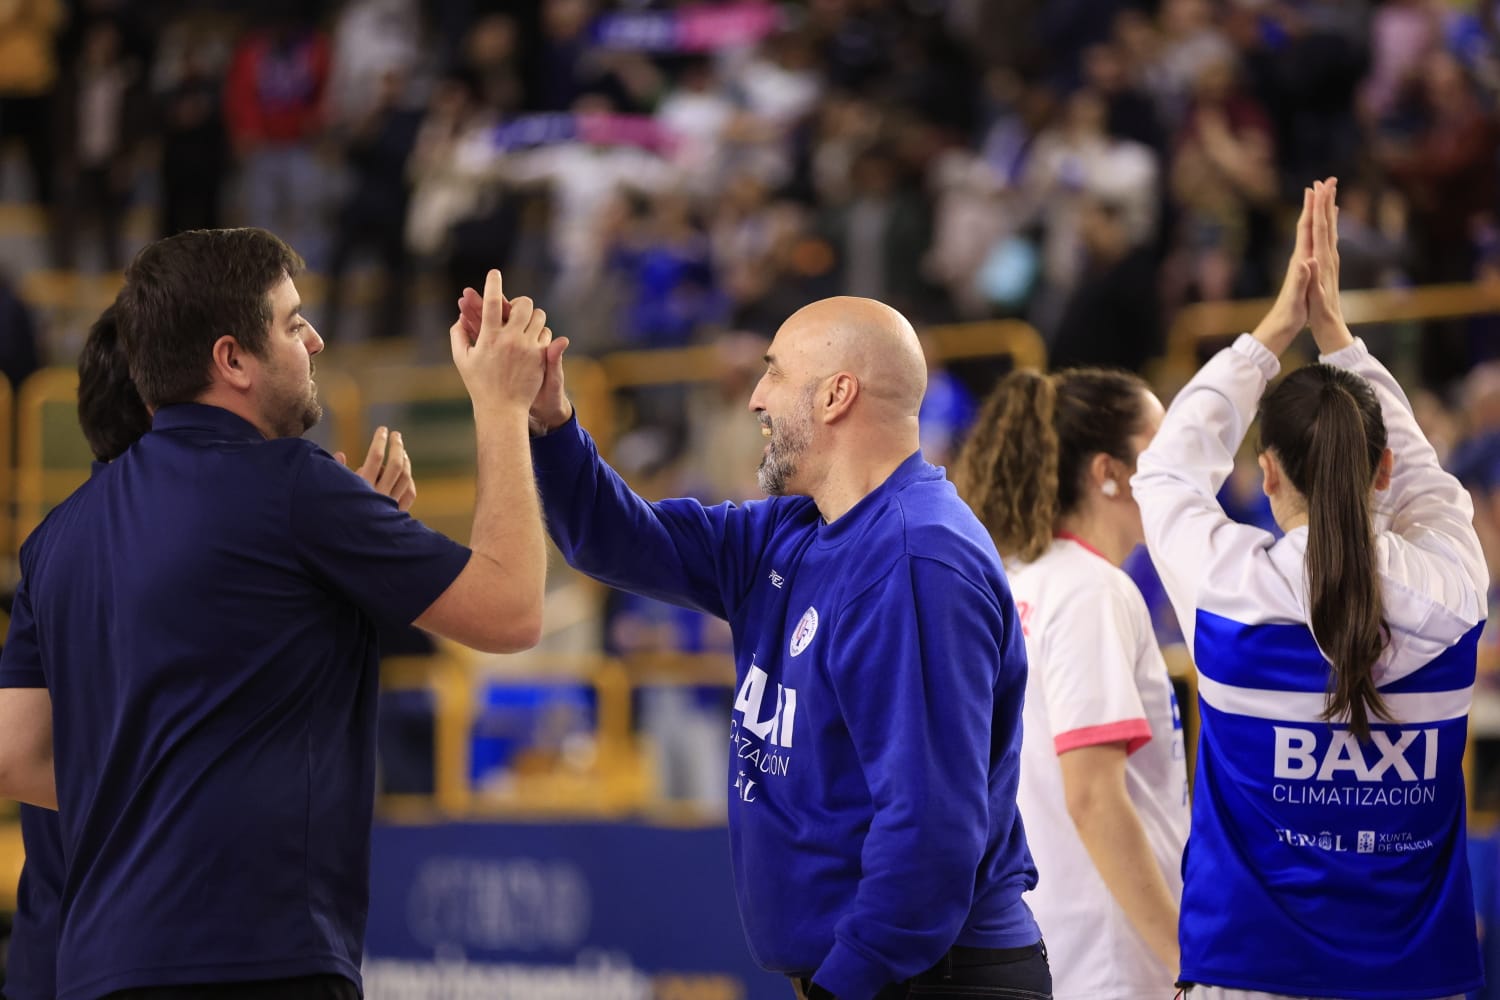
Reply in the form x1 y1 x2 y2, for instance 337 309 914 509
11 0 1500 805
3 0 1499 364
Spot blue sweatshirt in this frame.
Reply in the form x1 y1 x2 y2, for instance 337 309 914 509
533 418 1039 1000
1134 337 1487 998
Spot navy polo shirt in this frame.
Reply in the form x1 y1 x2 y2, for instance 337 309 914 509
0 404 471 1000
6 805 64 1000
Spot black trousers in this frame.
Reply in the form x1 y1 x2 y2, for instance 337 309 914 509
103 974 358 1000
795 942 1052 999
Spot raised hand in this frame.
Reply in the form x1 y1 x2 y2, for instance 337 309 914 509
449 270 550 413
335 425 417 512
1250 184 1316 357
1306 177 1355 355
458 285 572 434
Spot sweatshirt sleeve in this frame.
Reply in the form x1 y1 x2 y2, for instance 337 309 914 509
813 556 1001 999
1130 334 1283 649
1320 338 1487 630
531 413 769 619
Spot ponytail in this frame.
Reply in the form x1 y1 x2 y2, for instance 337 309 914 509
1305 382 1391 740
952 370 1060 562
1259 365 1391 741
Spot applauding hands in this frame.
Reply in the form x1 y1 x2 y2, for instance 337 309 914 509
1252 178 1355 357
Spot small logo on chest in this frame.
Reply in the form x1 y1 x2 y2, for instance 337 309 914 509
790 606 819 656
769 569 785 589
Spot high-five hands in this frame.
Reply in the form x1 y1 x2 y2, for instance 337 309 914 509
449 270 557 414
335 426 417 512
457 282 572 435
1305 178 1355 355
1252 177 1349 357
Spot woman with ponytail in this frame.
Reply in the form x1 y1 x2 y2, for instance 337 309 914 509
953 364 1183 1000
1133 179 1487 1000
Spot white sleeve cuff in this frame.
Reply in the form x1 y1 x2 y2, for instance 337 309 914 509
1319 337 1370 367
1232 333 1283 381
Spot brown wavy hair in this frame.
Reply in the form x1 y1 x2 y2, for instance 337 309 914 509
953 368 1151 563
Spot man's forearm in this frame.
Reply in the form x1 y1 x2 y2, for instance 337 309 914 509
0 751 56 810
472 401 546 617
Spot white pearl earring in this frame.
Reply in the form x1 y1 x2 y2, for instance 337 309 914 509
1101 480 1119 498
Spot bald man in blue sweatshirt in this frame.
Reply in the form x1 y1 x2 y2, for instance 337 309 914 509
463 292 1046 999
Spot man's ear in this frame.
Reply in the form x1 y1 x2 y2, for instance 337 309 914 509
1258 450 1281 498
1374 447 1394 491
821 372 859 424
211 335 253 390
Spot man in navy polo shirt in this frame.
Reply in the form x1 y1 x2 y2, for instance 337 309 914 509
0 229 554 1000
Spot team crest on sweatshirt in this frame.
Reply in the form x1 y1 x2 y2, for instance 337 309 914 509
790 606 819 656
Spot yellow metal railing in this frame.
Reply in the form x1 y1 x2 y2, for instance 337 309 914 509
15 366 87 548
1161 279 1500 379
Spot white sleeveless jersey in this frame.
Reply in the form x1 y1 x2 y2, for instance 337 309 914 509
1011 536 1190 999
1132 336 1488 998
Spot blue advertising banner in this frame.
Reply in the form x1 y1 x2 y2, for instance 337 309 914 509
363 821 788 1000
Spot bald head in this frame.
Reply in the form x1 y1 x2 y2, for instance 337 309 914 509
774 297 927 418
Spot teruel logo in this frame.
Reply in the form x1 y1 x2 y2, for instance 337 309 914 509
1273 726 1438 782
1275 828 1349 852
769 569 785 589
734 663 797 749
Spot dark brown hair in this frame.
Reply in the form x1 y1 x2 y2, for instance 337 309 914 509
78 304 151 462
1258 364 1391 741
953 368 1150 562
114 228 303 409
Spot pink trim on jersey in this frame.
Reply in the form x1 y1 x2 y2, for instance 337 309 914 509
1054 718 1152 756
1055 531 1107 560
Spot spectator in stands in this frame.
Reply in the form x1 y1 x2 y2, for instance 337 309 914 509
1149 0 1236 132
326 0 422 131
1022 86 1158 332
404 68 497 267
657 55 739 196
502 289 1048 999
323 68 422 343
1167 53 1277 304
0 272 41 391
0 0 64 208
54 17 145 272
923 148 1011 321
0 248 547 999
1378 51 1497 289
500 91 682 345
1378 50 1499 384
157 42 229 237
606 191 723 349
1082 40 1166 155
818 145 932 318
1050 197 1163 372
461 13 527 115
224 12 332 267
